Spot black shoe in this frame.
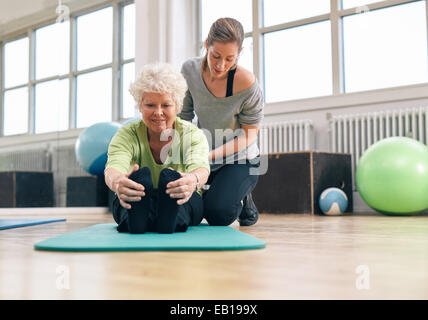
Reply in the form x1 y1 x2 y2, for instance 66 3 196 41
238 193 259 226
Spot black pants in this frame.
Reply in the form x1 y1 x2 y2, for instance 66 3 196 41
203 158 260 226
112 167 203 233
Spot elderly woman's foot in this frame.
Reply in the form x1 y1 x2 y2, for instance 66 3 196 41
127 167 153 233
156 168 183 233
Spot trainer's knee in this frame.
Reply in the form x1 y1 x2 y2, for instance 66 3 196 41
203 203 239 226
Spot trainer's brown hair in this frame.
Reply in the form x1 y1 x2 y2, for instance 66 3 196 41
202 17 244 71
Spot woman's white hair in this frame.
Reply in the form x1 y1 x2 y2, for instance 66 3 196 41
129 63 188 113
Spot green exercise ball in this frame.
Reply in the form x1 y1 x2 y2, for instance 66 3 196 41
356 137 428 215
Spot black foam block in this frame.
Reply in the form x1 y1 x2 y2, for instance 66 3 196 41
252 152 353 215
0 171 54 207
66 176 109 207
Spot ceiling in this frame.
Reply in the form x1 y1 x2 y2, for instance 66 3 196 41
0 0 70 24
0 0 106 37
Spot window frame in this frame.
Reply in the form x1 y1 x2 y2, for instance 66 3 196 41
119 2 136 120
1 34 32 136
0 0 135 137
198 0 428 103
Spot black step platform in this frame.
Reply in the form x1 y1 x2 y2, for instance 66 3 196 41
0 171 54 207
66 176 111 207
252 152 353 215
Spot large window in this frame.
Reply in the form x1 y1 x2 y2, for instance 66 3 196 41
3 87 28 136
76 7 113 127
200 0 428 103
34 21 70 134
264 21 333 102
77 8 112 71
3 38 29 135
4 38 29 88
201 0 253 37
76 68 112 128
35 21 70 80
0 1 135 137
263 0 330 26
200 0 254 72
342 0 381 9
35 79 69 134
121 3 136 119
343 1 428 92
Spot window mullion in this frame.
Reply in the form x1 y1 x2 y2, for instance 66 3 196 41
426 0 428 65
28 29 35 135
252 0 263 86
0 42 4 136
339 0 419 16
112 2 120 121
69 15 77 130
195 0 202 56
122 57 134 64
331 0 344 95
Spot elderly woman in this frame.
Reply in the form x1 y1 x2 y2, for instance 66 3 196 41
105 63 210 234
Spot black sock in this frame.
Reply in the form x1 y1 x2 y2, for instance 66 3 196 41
127 167 153 234
155 168 182 233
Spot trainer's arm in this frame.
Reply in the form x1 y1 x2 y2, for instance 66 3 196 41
210 124 259 161
179 89 195 121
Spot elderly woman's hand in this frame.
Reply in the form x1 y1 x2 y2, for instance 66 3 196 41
114 164 146 209
165 170 197 205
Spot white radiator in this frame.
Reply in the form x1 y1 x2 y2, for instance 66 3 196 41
330 106 428 186
0 148 51 171
0 144 89 206
51 145 91 206
258 120 314 154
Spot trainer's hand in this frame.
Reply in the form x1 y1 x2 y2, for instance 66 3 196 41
115 164 145 209
165 170 197 205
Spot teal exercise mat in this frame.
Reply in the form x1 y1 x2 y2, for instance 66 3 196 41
0 218 66 230
34 223 266 251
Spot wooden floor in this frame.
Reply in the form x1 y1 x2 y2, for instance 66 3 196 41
0 208 427 299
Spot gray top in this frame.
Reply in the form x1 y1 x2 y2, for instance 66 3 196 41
180 57 264 171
